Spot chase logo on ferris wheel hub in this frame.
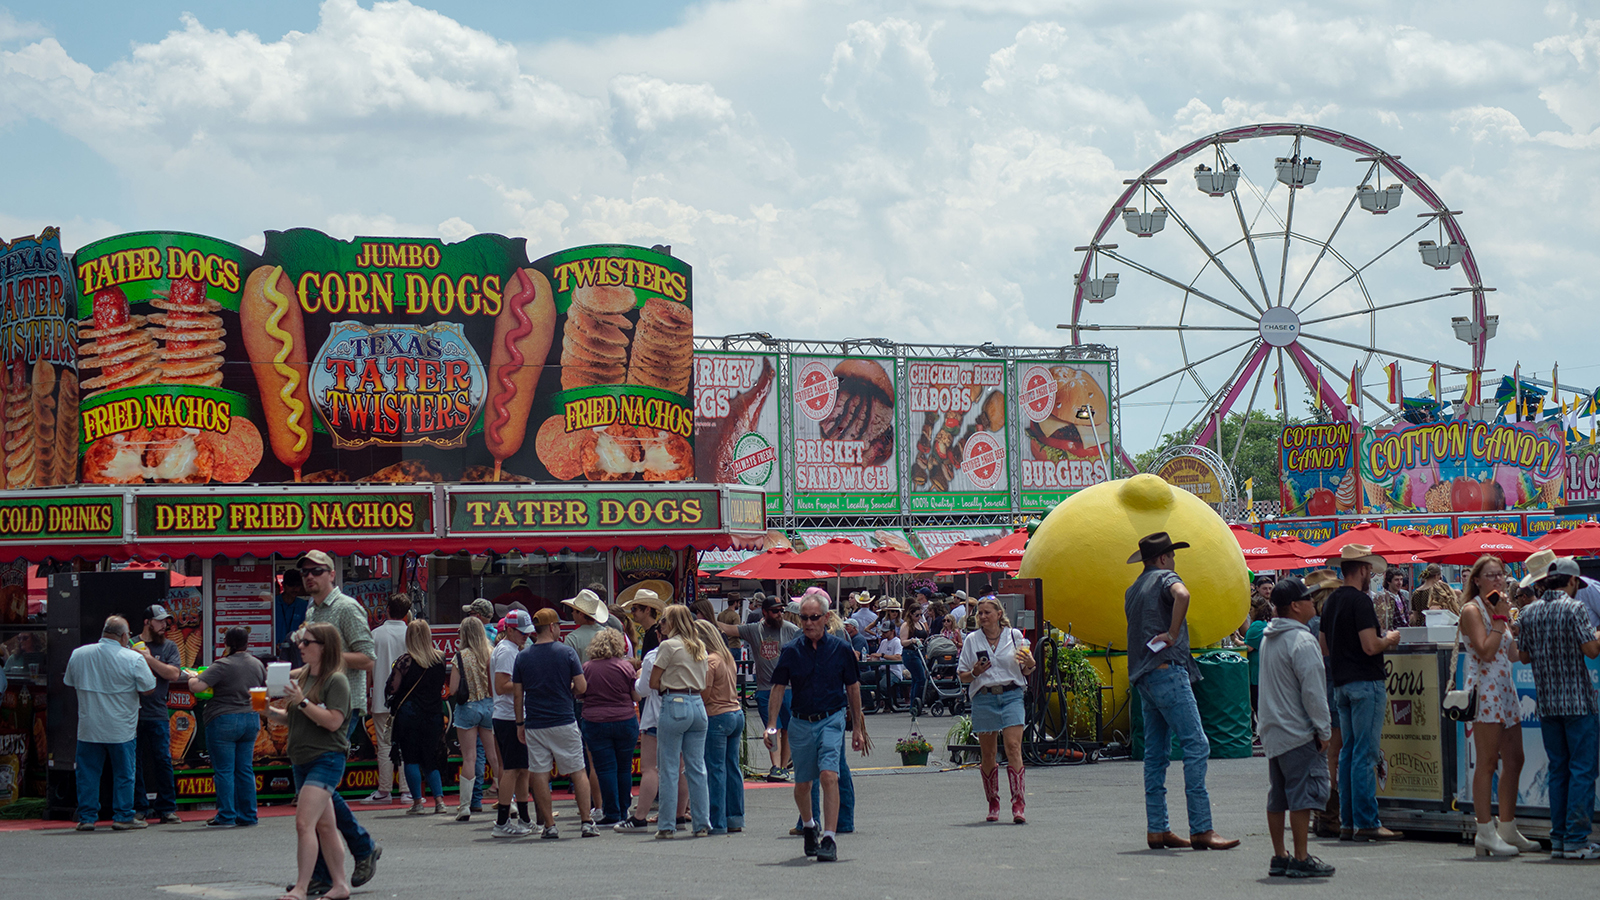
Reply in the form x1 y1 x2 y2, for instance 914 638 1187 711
1258 307 1301 348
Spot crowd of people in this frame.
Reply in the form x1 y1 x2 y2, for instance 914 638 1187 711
61 531 1600 892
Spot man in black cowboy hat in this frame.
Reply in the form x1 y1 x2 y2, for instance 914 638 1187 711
1125 532 1239 852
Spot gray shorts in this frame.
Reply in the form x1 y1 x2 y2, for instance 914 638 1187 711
1267 739 1330 813
525 723 586 776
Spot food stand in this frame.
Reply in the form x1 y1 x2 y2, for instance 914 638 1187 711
0 227 769 814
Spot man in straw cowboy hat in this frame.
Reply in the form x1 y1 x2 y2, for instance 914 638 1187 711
1319 544 1402 842
562 590 610 664
1125 532 1239 852
621 585 668 655
1516 554 1600 858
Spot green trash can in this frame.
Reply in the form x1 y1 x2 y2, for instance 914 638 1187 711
1130 650 1253 761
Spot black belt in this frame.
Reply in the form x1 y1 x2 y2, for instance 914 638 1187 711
794 708 843 722
661 688 699 695
978 684 1022 695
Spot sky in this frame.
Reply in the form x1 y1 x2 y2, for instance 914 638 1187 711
2 0 1596 455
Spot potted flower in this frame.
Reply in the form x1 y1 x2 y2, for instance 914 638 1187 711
895 732 933 766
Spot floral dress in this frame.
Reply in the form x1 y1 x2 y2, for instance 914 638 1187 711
1466 599 1519 726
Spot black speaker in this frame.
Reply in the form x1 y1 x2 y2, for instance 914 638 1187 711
44 569 172 820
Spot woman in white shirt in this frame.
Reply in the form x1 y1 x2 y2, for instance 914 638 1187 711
957 598 1035 825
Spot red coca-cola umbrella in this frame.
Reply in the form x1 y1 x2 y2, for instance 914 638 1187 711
865 545 922 574
913 540 983 572
718 547 835 580
1267 535 1329 568
1419 527 1542 564
1534 520 1600 556
1231 524 1313 572
1395 529 1448 564
1312 521 1435 564
787 537 906 599
963 528 1030 565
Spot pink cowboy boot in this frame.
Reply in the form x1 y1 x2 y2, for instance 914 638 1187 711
1007 766 1026 824
982 766 1000 822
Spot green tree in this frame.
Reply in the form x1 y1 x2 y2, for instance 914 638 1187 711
1133 408 1289 495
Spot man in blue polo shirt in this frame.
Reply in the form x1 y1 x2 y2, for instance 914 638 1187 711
765 594 869 863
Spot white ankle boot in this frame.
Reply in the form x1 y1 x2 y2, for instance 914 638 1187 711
1475 821 1518 857
1495 817 1537 851
456 775 473 821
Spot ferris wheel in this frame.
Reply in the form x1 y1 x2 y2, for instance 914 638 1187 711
1066 124 1494 473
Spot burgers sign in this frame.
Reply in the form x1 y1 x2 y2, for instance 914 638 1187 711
1017 361 1113 509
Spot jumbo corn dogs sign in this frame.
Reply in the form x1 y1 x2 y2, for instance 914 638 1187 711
63 229 693 487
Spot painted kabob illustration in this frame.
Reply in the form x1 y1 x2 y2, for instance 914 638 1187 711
483 268 557 482
241 266 315 481
910 388 1006 492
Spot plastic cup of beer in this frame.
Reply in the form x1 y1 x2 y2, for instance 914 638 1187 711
250 687 268 712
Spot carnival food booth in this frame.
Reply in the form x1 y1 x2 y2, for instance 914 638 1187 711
0 227 767 816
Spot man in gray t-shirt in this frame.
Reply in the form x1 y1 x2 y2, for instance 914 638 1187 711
719 596 800 777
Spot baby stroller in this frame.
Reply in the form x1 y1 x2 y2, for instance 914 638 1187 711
921 637 968 717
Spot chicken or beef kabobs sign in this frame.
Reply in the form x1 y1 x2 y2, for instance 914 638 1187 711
906 359 1009 513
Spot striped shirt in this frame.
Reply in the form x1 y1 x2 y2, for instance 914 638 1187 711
1516 593 1598 718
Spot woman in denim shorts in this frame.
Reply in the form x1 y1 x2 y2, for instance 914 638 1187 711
449 616 501 822
270 622 353 900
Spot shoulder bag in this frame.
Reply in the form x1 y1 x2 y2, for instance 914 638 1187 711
1441 605 1477 723
449 652 470 705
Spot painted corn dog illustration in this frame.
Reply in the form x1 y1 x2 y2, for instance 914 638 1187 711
484 268 556 481
241 266 313 480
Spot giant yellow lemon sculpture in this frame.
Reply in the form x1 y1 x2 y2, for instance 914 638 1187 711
1019 473 1248 649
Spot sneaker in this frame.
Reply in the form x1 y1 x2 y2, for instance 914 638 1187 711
542 825 560 840
1551 841 1566 857
352 845 381 887
75 822 95 832
1285 855 1336 878
692 827 710 837
491 822 517 838
157 812 183 825
111 819 148 830
507 820 533 837
614 817 649 833
1566 842 1600 860
399 792 413 803
1268 855 1290 877
766 766 788 783
655 829 675 840
204 818 236 828
581 822 600 838
789 825 805 836
360 791 392 804
803 824 819 856
816 835 837 862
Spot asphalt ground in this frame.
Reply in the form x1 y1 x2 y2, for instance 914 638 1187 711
5 710 1592 899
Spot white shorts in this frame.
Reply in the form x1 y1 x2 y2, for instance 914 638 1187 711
525 723 586 776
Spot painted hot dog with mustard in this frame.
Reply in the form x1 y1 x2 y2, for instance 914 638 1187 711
241 265 314 481
484 267 556 480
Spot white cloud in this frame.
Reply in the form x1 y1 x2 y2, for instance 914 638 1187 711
1 0 1597 452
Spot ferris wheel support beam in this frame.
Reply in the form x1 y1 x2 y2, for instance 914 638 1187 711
1114 336 1258 400
1097 249 1260 322
1194 342 1271 447
1295 340 1399 422
1284 342 1352 422
1298 330 1466 372
1229 351 1272 471
1287 166 1374 309
1145 183 1265 314
1276 154 1300 307
1300 288 1477 327
1230 190 1276 307
1296 217 1435 318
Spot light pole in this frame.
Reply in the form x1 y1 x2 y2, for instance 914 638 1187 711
1076 405 1104 482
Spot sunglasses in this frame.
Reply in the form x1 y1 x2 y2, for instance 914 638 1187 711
299 566 330 577
297 638 322 647
799 613 826 622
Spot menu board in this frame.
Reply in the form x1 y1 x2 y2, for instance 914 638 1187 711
694 351 781 514
790 354 898 513
0 228 79 489
212 563 275 657
906 359 1009 512
1015 360 1113 510
69 230 692 487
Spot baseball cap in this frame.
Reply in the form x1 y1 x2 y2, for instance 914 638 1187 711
142 604 175 622
1552 557 1582 579
297 549 335 571
504 609 536 634
761 596 784 612
533 607 560 628
462 598 494 621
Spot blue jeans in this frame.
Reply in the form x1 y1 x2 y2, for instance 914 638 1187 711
754 688 792 731
1333 679 1386 831
76 739 136 824
132 716 177 816
312 713 373 884
582 717 640 822
205 712 260 825
656 694 709 833
1542 713 1599 849
1136 666 1212 834
404 763 443 800
472 736 486 808
705 710 745 832
904 646 928 713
